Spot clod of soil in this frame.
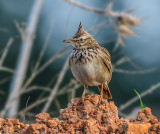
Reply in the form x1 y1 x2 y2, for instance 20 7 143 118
0 95 159 134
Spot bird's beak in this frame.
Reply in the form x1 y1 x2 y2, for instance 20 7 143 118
63 39 71 43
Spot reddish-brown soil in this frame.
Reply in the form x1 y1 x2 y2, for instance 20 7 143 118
0 95 159 134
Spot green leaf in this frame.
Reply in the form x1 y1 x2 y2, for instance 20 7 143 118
134 89 144 109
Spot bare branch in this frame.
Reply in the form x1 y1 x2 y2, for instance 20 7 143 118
24 86 52 93
54 98 61 111
0 86 50 117
112 50 125 59
57 84 81 96
57 79 77 94
112 36 122 52
0 38 14 67
48 73 59 87
23 96 30 123
0 77 11 85
33 19 54 72
22 45 69 90
61 0 105 14
0 47 68 117
100 39 115 45
19 97 47 116
113 56 141 70
88 21 108 33
14 20 25 40
0 38 15 74
18 82 80 115
113 68 157 75
42 59 69 113
0 67 15 74
119 82 160 111
71 86 76 98
4 0 44 118
113 56 130 68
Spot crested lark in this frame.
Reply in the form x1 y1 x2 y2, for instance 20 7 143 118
63 23 112 102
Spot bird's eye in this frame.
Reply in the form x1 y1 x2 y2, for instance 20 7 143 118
80 38 83 41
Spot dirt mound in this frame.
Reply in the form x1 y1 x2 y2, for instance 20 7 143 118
0 95 159 133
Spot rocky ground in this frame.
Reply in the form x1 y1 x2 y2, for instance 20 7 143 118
0 95 159 134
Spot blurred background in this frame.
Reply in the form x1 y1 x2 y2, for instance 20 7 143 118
0 0 160 121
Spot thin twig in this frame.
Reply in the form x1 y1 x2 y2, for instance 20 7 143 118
36 74 60 101
18 82 80 114
68 90 71 102
113 56 130 68
66 80 79 101
54 98 61 111
113 56 141 70
57 83 81 96
111 50 125 59
0 38 14 67
24 86 52 93
112 36 121 52
42 59 69 112
107 17 122 53
3 0 44 118
19 97 47 116
23 96 30 123
71 86 76 98
2 25 68 115
88 21 108 33
14 20 25 40
0 77 11 85
57 79 77 94
114 68 157 75
0 38 15 74
119 82 160 111
22 45 69 90
33 19 54 72
0 86 51 111
61 0 105 14
0 67 15 74
48 73 59 87
100 39 115 45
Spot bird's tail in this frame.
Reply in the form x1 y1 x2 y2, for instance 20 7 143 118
98 82 112 99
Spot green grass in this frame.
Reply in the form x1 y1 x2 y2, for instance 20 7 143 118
134 89 144 109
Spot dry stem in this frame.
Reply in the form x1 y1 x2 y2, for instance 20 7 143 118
61 0 105 14
2 0 44 118
42 59 69 112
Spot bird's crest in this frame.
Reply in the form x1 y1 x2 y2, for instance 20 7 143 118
73 22 88 38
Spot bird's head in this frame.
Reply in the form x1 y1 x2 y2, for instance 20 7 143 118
63 22 98 49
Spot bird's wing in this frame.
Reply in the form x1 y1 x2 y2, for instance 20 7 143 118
100 47 112 75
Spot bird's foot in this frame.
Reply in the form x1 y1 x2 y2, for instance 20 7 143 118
100 95 103 104
82 94 85 103
82 85 87 104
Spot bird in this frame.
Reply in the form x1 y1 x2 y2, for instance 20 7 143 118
63 23 112 102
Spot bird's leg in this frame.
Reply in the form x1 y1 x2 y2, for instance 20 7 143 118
100 83 103 103
82 85 87 102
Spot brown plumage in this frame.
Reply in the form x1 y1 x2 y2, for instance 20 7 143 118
63 23 112 102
